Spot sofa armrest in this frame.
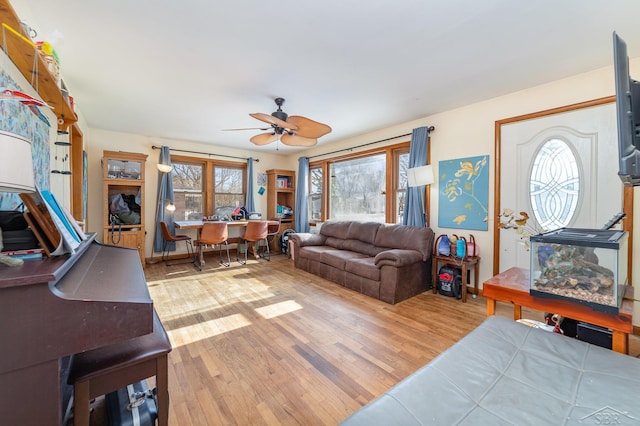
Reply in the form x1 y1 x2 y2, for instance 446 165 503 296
374 249 423 268
289 233 326 247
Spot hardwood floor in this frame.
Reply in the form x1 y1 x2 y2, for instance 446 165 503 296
141 253 639 426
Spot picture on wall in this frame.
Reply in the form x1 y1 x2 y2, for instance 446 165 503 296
438 155 489 230
257 172 267 186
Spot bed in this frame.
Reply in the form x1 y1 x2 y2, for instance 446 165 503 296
340 316 640 425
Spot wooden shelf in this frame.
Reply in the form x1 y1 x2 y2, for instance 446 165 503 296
0 0 77 128
103 150 147 266
267 169 295 252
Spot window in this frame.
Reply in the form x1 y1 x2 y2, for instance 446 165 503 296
309 143 413 224
396 151 410 224
330 154 386 222
529 138 580 230
172 162 203 221
214 167 244 209
309 166 323 221
170 155 246 221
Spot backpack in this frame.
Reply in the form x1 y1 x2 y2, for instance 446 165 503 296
437 266 462 299
280 229 295 254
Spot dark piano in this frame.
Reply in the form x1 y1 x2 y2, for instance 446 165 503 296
0 234 154 425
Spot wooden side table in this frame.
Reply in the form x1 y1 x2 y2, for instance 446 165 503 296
432 255 480 302
483 267 633 354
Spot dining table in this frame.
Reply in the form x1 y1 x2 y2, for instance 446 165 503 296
174 219 280 238
174 219 281 260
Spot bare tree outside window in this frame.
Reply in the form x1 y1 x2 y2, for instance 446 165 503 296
396 153 410 223
214 167 244 208
330 154 386 222
172 163 203 220
169 160 246 221
308 143 413 224
309 167 323 221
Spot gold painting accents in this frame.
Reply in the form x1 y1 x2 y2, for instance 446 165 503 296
438 155 489 230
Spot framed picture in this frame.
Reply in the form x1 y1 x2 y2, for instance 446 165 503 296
438 155 489 230
257 172 267 186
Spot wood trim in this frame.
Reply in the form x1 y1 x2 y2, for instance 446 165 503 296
169 154 247 217
493 96 633 276
624 186 634 285
70 124 84 222
308 141 410 166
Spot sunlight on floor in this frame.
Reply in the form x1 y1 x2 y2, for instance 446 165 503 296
168 313 252 348
254 300 303 319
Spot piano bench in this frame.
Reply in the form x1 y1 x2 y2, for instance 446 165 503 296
68 310 172 426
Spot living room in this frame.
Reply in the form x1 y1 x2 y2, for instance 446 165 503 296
1 0 640 424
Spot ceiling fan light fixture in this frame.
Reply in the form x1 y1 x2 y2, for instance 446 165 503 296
241 98 331 147
272 110 288 122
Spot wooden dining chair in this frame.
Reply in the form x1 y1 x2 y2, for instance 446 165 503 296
194 222 230 270
160 221 194 266
237 221 269 264
261 218 281 256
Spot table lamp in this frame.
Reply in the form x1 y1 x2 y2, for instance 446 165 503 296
0 130 36 266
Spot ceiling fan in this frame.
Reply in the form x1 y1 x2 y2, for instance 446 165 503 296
226 98 332 147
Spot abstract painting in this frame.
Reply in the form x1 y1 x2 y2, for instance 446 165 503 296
438 155 489 230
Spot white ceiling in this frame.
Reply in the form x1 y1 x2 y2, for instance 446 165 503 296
9 0 640 154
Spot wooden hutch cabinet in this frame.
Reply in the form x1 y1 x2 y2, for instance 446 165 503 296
266 169 295 252
102 150 147 265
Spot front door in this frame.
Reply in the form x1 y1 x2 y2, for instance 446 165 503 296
498 101 623 271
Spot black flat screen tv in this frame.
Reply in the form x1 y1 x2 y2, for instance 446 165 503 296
614 31 640 186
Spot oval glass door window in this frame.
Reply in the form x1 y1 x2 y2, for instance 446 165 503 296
529 138 580 230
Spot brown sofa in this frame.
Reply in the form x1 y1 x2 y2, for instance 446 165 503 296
289 221 434 304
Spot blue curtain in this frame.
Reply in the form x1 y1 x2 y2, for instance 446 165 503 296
245 157 255 212
153 146 175 252
402 126 430 227
294 157 310 232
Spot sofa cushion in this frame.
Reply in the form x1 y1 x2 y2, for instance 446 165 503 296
375 223 434 261
342 239 385 257
321 221 381 245
345 257 380 281
297 245 338 260
325 236 346 250
320 221 354 239
321 250 368 270
344 221 381 244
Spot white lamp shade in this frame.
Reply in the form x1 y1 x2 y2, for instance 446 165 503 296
407 165 434 187
157 163 173 173
0 131 35 193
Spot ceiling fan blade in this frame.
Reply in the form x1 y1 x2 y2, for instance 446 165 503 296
222 127 271 131
250 132 280 145
281 133 318 147
250 112 296 130
286 115 332 138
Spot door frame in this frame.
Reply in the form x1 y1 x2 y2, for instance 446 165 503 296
493 96 634 278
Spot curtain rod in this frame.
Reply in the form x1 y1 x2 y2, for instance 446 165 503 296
151 145 259 162
307 126 434 160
